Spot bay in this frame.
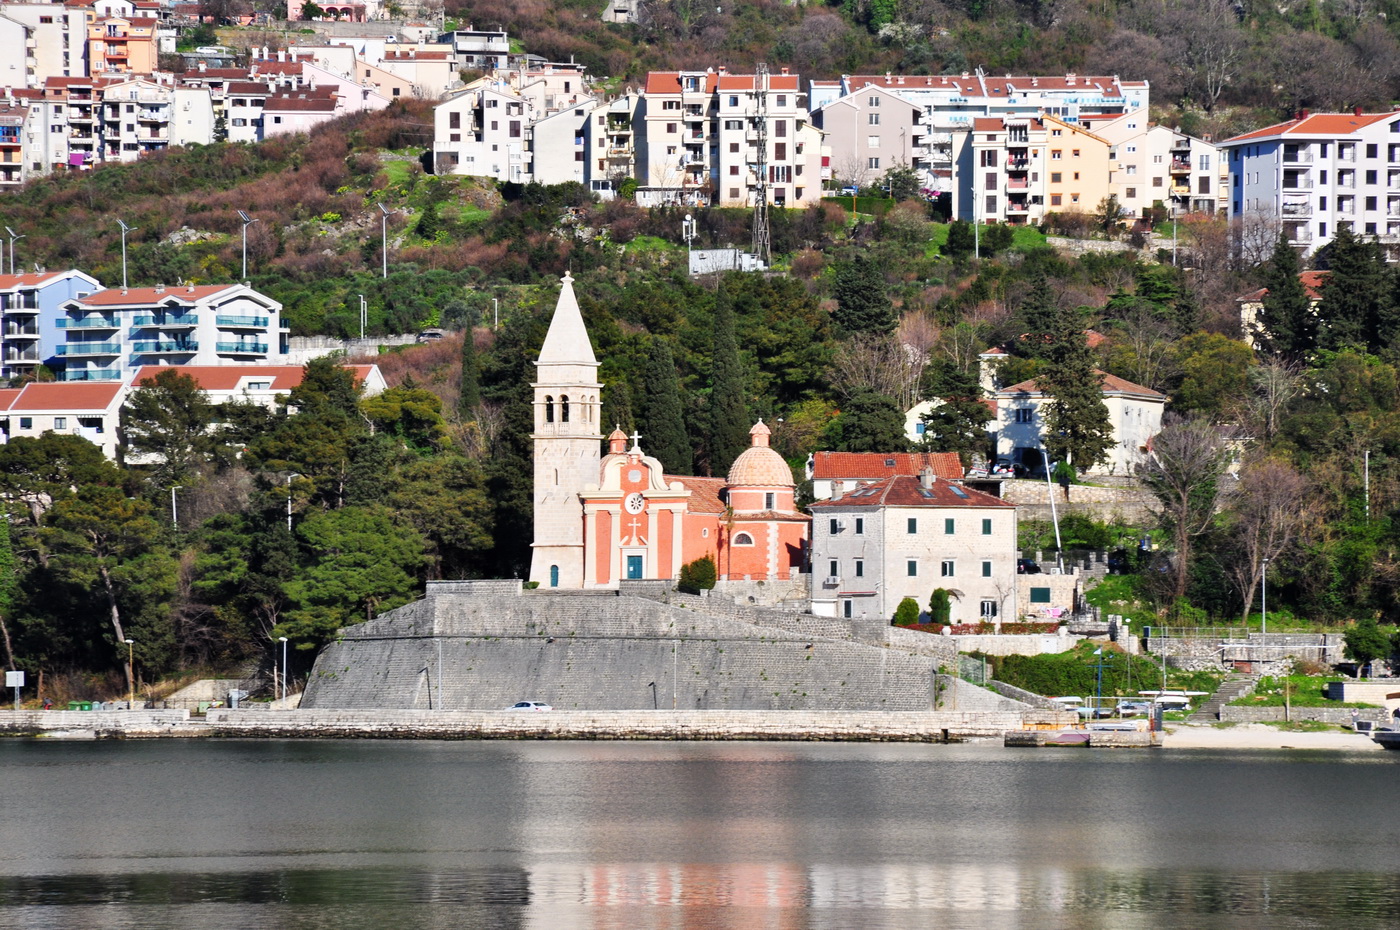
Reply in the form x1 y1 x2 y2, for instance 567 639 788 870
1 739 1396 929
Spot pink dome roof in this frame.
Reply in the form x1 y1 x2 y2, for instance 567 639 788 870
726 421 793 487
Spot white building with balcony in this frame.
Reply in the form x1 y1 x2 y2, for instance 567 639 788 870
1222 110 1400 257
55 283 287 382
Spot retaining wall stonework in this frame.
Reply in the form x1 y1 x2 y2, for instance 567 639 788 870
1218 706 1392 726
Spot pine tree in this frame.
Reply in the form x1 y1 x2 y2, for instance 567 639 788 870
707 289 750 474
1316 227 1390 352
459 328 481 414
1257 234 1315 357
918 360 992 463
831 254 896 335
1015 272 1061 360
1038 311 1113 473
639 340 691 474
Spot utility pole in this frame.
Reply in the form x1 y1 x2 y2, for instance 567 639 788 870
750 62 771 268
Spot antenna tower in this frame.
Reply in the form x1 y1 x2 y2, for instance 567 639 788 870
751 62 771 267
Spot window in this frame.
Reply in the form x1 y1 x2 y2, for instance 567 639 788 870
724 120 742 130
985 172 997 191
1050 194 1062 206
729 165 739 175
1125 165 1137 175
982 518 992 535
940 560 955 577
1198 154 1211 171
1367 196 1378 210
1050 172 1062 183
730 142 739 152
449 112 460 129
980 600 998 618
868 157 880 169
1072 149 1080 157
855 517 864 535
1073 172 1080 180
1126 188 1136 199
1367 144 1379 159
869 95 880 106
982 561 992 577
868 135 880 149
728 95 738 106
18 417 31 429
843 600 853 618
1366 170 1379 185
666 122 676 133
907 518 917 533
765 492 775 510
54 417 66 430
854 559 864 578
775 142 787 160
869 113 880 125
944 518 955 535
828 559 838 577
733 533 754 546
829 518 839 534
1015 408 1033 423
907 560 918 577
662 100 679 110
1051 150 1062 160
985 195 997 214
776 95 787 106
1030 587 1051 604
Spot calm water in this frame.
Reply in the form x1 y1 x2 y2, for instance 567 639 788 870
1 738 1397 929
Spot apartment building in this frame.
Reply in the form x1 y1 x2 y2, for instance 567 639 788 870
0 101 24 186
432 82 533 181
441 27 509 73
583 92 639 199
811 84 930 188
809 470 1018 623
953 115 1110 225
99 76 173 162
1094 112 1224 220
0 3 92 86
812 71 1147 191
0 380 124 457
0 269 101 380
87 15 156 76
55 282 287 382
1222 109 1400 256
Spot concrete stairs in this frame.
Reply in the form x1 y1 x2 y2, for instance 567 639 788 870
1188 675 1259 723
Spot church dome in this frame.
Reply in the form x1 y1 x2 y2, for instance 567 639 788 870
726 421 794 487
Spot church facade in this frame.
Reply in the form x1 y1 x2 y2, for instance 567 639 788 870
529 274 809 589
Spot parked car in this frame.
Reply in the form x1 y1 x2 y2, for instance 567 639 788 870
1076 705 1112 719
1116 701 1151 717
1016 558 1042 574
990 461 1017 476
504 701 552 711
839 185 859 196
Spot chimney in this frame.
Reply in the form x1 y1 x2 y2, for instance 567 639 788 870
781 66 789 76
919 467 935 489
154 283 164 293
187 283 195 293
1355 106 1363 116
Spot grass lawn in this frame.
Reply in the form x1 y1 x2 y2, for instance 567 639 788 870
378 161 415 188
624 235 677 253
1231 674 1379 708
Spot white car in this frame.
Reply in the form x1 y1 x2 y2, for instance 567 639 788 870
505 701 552 712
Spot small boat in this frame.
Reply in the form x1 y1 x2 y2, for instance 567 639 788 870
1372 728 1400 750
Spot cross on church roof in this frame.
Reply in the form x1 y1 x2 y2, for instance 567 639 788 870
630 429 642 452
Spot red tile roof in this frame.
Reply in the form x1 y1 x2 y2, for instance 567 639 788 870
264 93 338 112
716 73 800 91
1000 369 1164 399
0 389 21 411
812 451 964 481
0 271 77 289
1224 112 1398 144
9 382 124 412
74 284 237 306
846 74 1135 97
1238 270 1329 303
643 72 718 95
133 364 378 391
811 474 1014 509
668 475 726 513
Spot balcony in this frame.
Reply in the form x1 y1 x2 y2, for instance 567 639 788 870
1006 158 1029 170
4 327 38 339
1170 159 1191 172
216 342 267 354
58 316 119 329
59 368 121 381
1006 179 1029 190
1282 176 1313 191
56 342 120 356
132 314 198 327
1282 150 1313 163
1281 202 1312 216
1006 201 1030 214
130 341 197 354
215 315 268 328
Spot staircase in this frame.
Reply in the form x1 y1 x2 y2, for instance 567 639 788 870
1188 675 1259 723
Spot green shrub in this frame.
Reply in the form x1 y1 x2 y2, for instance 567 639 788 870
928 588 954 625
678 555 717 594
893 597 921 626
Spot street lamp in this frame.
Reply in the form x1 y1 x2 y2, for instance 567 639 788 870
1261 557 1269 636
238 209 258 281
4 226 22 275
378 203 390 279
124 638 135 710
170 485 182 528
278 636 289 702
492 297 499 330
117 219 137 289
286 472 301 534
682 213 696 271
357 294 367 339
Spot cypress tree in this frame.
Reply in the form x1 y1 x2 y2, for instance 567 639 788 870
1316 228 1389 352
1257 234 1314 358
831 254 896 335
707 288 750 474
1038 310 1113 473
1015 272 1060 360
639 340 691 474
459 327 481 414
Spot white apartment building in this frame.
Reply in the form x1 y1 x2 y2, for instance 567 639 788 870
1222 110 1400 256
0 3 91 86
811 84 931 189
432 83 533 181
584 92 639 199
98 76 173 162
0 380 124 458
809 470 1018 624
1094 112 1224 220
441 27 509 73
56 283 287 382
952 115 1111 225
532 97 596 187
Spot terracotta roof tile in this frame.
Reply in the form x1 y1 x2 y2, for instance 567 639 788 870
74 285 236 306
132 364 377 391
811 474 1014 509
812 451 964 481
9 382 124 412
667 475 726 513
1224 112 1398 144
1000 369 1164 399
0 389 21 412
0 271 76 289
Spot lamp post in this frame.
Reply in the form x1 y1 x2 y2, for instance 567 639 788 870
4 226 22 275
1261 557 1269 635
492 297 499 330
124 638 135 709
682 213 696 271
117 219 137 289
1093 647 1105 716
358 294 366 340
378 203 390 278
238 210 258 281
170 485 182 529
286 472 301 534
278 636 288 702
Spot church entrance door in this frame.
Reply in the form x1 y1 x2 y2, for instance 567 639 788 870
626 555 644 579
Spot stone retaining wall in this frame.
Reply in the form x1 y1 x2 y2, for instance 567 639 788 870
1219 706 1392 725
0 709 191 736
987 680 1064 710
934 676 1031 712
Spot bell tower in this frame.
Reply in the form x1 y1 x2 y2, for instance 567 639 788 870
529 272 602 588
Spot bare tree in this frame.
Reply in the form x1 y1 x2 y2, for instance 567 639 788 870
1117 303 1179 392
830 332 927 411
1232 210 1285 270
1238 356 1301 442
1225 459 1310 622
938 301 1010 376
1139 415 1234 600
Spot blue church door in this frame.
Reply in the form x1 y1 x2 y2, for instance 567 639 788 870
626 555 644 580
549 565 559 587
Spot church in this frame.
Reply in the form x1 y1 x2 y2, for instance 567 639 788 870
529 273 809 589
